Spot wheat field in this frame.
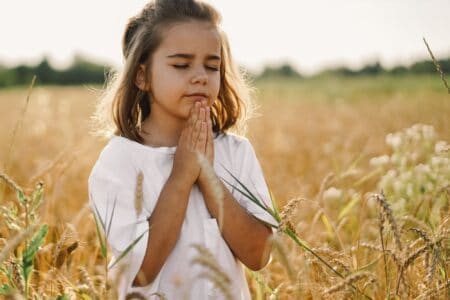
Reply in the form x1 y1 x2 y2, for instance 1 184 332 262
0 74 449 299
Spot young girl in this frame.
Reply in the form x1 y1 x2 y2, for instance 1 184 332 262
88 0 277 299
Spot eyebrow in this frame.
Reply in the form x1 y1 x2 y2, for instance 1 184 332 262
166 53 221 61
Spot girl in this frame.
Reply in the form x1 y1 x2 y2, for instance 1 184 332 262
88 0 277 299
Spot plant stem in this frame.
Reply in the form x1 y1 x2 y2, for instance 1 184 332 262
379 211 390 298
284 228 373 300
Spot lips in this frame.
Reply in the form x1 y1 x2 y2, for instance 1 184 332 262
185 93 208 101
185 93 208 98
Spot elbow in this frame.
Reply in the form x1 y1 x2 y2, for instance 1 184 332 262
132 270 152 287
132 269 158 287
246 231 273 271
247 254 271 271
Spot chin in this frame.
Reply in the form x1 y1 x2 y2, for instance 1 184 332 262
177 110 190 121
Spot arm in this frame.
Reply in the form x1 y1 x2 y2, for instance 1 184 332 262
192 100 273 271
197 173 273 271
132 171 192 286
133 101 209 286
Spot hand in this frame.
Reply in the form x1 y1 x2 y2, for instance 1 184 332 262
197 101 215 186
171 100 209 186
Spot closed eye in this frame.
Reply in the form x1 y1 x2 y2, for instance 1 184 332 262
173 64 188 69
173 65 219 71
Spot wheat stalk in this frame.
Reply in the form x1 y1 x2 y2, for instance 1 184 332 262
11 259 25 293
77 266 97 298
415 279 450 299
323 271 375 295
53 223 78 269
359 242 401 266
311 247 351 274
271 234 296 281
0 225 37 264
134 171 144 216
0 172 24 195
279 197 305 234
317 172 335 204
374 191 403 251
190 244 233 299
402 244 428 270
423 37 450 94
2 76 36 177
425 246 439 285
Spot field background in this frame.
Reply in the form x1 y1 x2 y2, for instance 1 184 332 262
0 74 449 299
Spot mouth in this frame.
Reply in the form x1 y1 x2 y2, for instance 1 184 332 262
185 93 209 102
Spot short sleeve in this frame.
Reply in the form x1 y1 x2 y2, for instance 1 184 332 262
229 138 278 231
88 173 159 294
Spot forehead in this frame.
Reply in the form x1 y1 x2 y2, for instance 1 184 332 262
157 20 221 55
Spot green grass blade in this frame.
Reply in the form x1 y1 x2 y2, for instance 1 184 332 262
92 212 107 258
220 176 265 211
92 201 106 232
0 225 36 265
0 284 13 295
221 174 279 223
108 228 150 269
22 224 48 282
248 270 274 294
106 197 117 239
220 164 263 205
16 190 27 205
268 188 281 218
30 182 44 211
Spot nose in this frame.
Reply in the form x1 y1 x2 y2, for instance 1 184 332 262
190 67 208 85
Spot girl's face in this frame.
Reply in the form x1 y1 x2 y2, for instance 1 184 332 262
146 20 221 121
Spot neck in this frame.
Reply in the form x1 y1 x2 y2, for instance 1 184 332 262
140 107 186 148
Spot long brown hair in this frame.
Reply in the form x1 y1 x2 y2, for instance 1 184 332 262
92 0 256 143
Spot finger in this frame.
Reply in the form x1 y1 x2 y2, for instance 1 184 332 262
205 124 211 156
193 106 205 143
205 107 211 143
189 101 200 127
206 117 213 158
199 106 206 124
191 120 202 149
195 121 207 151
189 102 201 141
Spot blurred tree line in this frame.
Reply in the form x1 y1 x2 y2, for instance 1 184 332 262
256 59 450 79
0 55 107 87
0 55 449 87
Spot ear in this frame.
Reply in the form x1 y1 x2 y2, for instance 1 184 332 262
135 64 150 91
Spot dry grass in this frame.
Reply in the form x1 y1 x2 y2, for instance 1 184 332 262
0 75 449 299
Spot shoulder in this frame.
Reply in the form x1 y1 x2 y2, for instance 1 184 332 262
89 136 139 184
214 132 257 174
215 132 252 152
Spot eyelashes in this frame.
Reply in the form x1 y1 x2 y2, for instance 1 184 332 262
173 65 219 72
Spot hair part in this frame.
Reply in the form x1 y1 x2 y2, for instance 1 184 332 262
91 0 257 143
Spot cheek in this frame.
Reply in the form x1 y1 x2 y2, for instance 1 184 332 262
211 73 221 96
151 67 183 98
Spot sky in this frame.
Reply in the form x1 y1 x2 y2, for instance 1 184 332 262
1 0 449 75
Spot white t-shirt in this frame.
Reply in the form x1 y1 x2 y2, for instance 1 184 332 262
88 132 277 300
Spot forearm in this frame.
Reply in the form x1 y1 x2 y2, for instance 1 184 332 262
133 172 192 286
198 173 273 271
